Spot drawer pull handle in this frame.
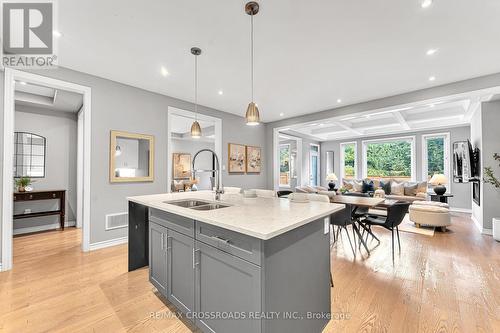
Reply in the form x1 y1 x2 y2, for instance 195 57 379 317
52 193 56 198
29 195 33 199
212 236 230 245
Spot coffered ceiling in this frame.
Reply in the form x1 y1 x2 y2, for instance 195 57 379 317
56 0 500 122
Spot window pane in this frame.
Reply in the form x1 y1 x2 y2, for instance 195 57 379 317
279 145 290 186
343 144 355 179
366 141 412 181
426 137 445 180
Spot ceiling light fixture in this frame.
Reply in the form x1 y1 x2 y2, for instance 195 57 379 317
53 30 62 38
426 48 437 55
160 66 169 77
244 1 261 126
421 0 433 8
190 47 202 139
218 90 223 95
337 99 342 103
279 112 284 117
429 76 436 81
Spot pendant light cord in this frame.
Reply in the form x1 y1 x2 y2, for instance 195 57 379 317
251 13 254 103
194 53 198 121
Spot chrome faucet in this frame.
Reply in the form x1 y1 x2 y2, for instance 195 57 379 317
192 149 224 200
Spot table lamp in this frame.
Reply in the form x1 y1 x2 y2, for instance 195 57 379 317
429 174 448 195
326 173 338 191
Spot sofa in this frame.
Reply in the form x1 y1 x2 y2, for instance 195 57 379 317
409 201 451 231
341 178 429 202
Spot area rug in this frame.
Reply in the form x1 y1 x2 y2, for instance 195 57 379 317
398 214 435 237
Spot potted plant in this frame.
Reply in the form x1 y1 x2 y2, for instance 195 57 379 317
484 153 500 241
15 177 32 192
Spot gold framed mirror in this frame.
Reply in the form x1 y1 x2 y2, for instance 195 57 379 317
109 130 154 183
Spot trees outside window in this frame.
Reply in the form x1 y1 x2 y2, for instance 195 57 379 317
341 142 357 181
423 133 449 187
363 137 415 181
279 144 290 187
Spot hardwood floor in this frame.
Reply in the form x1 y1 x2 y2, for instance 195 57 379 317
0 213 498 332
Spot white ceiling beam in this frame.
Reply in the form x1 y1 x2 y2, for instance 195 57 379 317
332 121 364 136
392 111 410 130
463 98 481 122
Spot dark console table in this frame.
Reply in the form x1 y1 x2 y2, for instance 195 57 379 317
430 193 453 204
13 190 66 230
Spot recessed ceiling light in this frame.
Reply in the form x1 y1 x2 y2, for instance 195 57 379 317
279 112 284 117
421 0 433 8
319 123 325 127
53 30 62 38
160 66 169 77
19 81 27 85
429 103 435 108
337 99 342 103
429 76 436 81
426 48 438 56
218 90 223 95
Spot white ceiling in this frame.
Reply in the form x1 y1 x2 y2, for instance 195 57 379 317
170 114 215 142
281 90 497 141
14 81 83 113
57 0 500 122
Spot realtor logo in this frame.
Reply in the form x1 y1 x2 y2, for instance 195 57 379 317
2 1 57 68
3 2 53 54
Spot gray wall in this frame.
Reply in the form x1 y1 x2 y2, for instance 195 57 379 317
171 138 214 190
478 101 500 230
319 126 472 210
13 109 78 233
470 108 483 227
0 67 267 253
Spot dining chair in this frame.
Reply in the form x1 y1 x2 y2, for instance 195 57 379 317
277 190 293 197
253 189 277 198
362 202 410 261
330 205 356 256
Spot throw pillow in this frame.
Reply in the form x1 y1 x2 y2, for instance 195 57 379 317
352 180 363 192
342 179 353 190
417 181 427 194
380 180 392 194
404 183 418 196
303 185 317 193
391 181 404 195
362 180 374 193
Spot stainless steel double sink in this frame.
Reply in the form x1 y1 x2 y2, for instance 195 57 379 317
164 199 230 211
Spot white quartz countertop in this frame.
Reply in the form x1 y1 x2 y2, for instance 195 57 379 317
128 191 344 240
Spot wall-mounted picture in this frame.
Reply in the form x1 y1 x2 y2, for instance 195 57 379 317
228 143 246 173
173 153 191 179
246 145 262 173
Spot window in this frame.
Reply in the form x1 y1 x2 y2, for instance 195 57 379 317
279 144 291 187
423 133 450 185
309 144 320 186
340 142 357 181
362 137 415 181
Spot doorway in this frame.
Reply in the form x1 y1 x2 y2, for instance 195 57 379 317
310 144 320 186
166 107 222 193
2 68 92 271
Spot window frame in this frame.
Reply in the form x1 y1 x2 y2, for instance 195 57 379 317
340 141 358 183
361 135 416 182
422 132 450 189
309 143 320 186
279 143 291 188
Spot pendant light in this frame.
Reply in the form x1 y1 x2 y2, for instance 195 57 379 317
245 1 260 126
190 47 202 138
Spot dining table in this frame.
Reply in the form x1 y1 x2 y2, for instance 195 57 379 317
330 195 395 254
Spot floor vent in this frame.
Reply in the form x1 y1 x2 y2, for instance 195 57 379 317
105 212 128 230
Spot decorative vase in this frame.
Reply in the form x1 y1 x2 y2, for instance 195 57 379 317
18 186 25 192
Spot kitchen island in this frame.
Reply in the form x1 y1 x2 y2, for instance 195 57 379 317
128 191 344 333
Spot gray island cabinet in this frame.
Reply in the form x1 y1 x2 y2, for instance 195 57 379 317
128 192 343 333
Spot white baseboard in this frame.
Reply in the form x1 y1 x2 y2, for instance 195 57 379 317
482 228 493 236
13 221 76 236
89 236 128 251
471 215 494 235
450 207 472 214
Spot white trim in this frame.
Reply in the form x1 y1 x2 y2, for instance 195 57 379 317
449 207 472 214
340 141 358 183
482 228 493 236
361 135 416 181
77 109 83 229
274 132 303 190
278 143 291 187
2 69 92 271
166 107 222 193
13 221 76 236
422 132 450 189
0 263 2 272
105 212 128 231
89 236 128 251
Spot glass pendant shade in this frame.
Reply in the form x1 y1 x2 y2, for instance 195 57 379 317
245 102 260 125
191 120 202 138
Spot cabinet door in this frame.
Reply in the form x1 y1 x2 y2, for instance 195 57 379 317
195 241 262 333
149 222 168 296
167 229 195 315
128 201 149 271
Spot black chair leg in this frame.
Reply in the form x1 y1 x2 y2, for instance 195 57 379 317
396 226 401 252
330 272 334 287
332 225 336 243
391 228 395 262
343 226 356 256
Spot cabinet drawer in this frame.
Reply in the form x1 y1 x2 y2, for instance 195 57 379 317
195 222 262 266
149 208 195 237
